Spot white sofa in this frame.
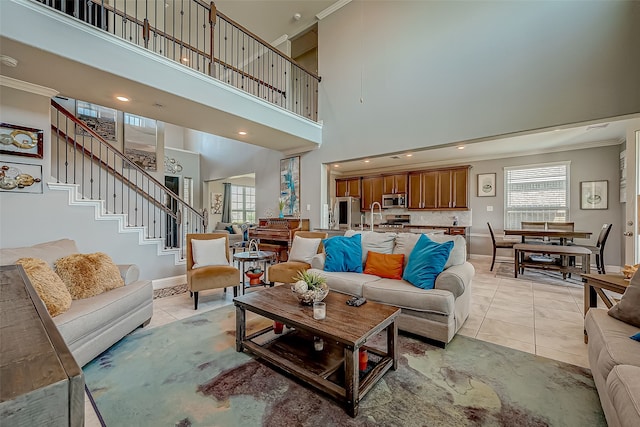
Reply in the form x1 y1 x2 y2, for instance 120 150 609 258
309 231 474 345
0 239 153 367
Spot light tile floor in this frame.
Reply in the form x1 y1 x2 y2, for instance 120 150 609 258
85 257 610 425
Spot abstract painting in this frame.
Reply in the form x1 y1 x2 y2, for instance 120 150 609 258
280 156 300 216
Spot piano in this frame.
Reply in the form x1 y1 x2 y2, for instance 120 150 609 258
248 218 310 262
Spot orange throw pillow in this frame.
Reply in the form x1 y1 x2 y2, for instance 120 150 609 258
364 251 405 280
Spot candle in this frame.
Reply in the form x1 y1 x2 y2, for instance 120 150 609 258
359 348 368 371
273 321 284 334
313 302 326 320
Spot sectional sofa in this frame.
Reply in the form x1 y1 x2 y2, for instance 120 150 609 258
309 231 474 345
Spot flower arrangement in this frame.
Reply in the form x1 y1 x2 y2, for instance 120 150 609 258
292 270 329 305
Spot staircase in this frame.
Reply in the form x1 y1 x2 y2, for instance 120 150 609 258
49 99 206 265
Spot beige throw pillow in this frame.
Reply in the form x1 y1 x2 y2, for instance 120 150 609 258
191 238 228 268
232 224 243 235
55 252 124 300
288 235 321 264
608 271 640 328
16 257 72 317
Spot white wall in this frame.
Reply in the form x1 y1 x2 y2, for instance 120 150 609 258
298 0 640 228
184 129 283 219
469 144 623 266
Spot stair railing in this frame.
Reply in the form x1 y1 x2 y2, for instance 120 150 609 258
36 0 320 121
50 99 206 258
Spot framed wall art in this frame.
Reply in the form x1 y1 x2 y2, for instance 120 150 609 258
123 113 157 171
477 173 496 197
581 180 608 210
280 156 300 216
76 101 117 143
0 123 44 159
0 161 43 193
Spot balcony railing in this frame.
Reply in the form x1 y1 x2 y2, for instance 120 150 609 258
37 0 320 121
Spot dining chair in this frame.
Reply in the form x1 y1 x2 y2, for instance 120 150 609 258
268 231 329 285
575 224 612 274
487 222 516 271
547 221 575 245
186 233 240 309
521 221 547 244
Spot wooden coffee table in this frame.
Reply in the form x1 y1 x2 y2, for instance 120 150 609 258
234 286 400 417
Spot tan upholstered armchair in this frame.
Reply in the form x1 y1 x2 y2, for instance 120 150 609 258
186 233 240 309
268 231 328 285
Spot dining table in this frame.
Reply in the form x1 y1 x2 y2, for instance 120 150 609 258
504 229 592 245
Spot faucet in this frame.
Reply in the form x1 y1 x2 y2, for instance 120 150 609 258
370 202 383 231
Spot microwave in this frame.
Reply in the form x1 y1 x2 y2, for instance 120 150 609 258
382 194 406 208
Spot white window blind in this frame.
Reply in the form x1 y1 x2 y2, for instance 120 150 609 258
504 162 570 229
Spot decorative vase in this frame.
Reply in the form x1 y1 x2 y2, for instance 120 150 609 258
245 270 264 285
278 210 284 218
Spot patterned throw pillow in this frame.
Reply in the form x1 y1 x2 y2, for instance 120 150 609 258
55 252 124 299
16 257 72 317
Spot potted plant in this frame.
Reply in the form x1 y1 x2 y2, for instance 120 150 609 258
292 270 329 305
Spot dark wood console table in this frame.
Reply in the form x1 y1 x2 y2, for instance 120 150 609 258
581 273 629 343
0 265 84 426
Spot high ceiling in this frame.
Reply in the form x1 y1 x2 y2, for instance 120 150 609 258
1 0 637 165
217 1 636 171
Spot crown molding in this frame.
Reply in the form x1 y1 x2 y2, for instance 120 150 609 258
0 75 59 97
316 0 352 20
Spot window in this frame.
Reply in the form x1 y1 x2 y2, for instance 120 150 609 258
231 185 255 223
504 162 570 229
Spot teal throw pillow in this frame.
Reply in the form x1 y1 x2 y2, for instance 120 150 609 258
225 225 234 234
631 332 640 342
402 234 454 290
323 234 363 273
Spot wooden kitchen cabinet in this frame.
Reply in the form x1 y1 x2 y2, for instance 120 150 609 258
361 176 383 211
408 166 469 210
408 173 424 209
336 177 361 198
382 173 407 194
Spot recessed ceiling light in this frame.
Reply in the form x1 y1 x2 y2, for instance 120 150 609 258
406 153 413 157
457 146 465 150
238 131 247 135
333 164 340 168
116 96 129 102
586 123 609 131
364 159 370 163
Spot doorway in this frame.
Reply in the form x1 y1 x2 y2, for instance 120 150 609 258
165 176 180 248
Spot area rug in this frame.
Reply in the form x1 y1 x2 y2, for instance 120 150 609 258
83 306 605 427
153 284 189 299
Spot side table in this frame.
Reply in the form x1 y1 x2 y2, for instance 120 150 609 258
233 250 277 294
581 273 629 343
